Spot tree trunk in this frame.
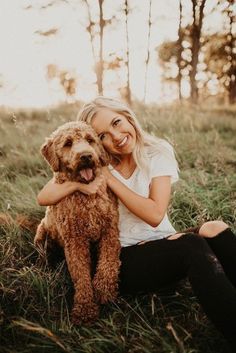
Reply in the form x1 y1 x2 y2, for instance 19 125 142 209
227 0 236 104
177 0 183 101
143 0 152 103
189 0 206 104
124 0 132 105
97 0 104 95
84 0 103 95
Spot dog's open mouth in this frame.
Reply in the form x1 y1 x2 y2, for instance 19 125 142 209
79 168 94 183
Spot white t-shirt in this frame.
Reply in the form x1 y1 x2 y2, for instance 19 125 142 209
110 142 179 247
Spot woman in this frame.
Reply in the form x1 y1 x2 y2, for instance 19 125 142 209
38 97 236 351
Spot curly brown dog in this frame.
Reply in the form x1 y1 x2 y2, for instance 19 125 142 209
34 121 120 324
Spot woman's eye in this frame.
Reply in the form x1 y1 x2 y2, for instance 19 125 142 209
64 140 72 147
113 119 121 126
99 134 105 141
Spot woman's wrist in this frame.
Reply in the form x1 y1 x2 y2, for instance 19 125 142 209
69 181 85 193
101 167 113 186
105 172 115 189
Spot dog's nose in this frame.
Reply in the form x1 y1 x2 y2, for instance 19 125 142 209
80 154 93 162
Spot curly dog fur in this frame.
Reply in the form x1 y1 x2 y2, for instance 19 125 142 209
34 121 120 324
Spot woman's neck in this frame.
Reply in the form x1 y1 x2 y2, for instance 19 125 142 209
113 154 137 178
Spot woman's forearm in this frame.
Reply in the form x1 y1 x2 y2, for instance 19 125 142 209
37 175 107 206
106 174 164 227
37 179 80 206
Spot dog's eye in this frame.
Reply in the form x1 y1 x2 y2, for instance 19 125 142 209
64 140 73 147
87 138 94 144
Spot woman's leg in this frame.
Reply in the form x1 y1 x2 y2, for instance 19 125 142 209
119 234 236 351
198 221 236 287
198 220 229 237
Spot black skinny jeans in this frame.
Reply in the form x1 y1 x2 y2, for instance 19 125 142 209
119 228 236 351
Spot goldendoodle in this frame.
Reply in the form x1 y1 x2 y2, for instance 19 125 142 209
34 121 120 324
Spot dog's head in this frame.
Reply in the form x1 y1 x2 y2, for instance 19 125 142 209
41 121 109 183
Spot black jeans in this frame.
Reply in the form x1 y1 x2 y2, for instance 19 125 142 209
119 228 236 351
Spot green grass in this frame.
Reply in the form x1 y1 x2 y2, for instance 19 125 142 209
0 102 235 353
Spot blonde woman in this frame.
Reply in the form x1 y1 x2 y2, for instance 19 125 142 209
38 97 236 351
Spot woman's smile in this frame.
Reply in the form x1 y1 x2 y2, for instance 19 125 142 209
117 135 129 147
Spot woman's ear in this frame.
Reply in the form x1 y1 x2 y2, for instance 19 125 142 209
41 138 60 172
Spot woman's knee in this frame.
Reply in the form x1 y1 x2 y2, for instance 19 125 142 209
180 233 209 257
198 221 229 238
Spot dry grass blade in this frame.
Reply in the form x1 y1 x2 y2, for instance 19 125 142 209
166 321 185 353
12 319 72 352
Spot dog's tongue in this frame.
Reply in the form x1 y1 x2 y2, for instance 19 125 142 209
79 168 93 181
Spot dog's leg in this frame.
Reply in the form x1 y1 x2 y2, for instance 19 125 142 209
34 219 47 248
93 224 121 304
63 236 99 325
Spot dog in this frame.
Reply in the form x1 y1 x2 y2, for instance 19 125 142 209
34 121 120 324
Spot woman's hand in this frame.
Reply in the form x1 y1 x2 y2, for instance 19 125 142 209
101 166 112 183
79 174 107 197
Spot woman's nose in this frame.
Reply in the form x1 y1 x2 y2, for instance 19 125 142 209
110 130 121 141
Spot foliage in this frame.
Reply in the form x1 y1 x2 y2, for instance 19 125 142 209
203 32 236 99
157 0 236 104
0 103 235 353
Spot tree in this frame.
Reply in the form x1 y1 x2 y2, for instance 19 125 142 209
189 0 207 103
97 0 104 95
124 0 132 105
158 26 192 99
143 0 152 103
83 0 104 95
226 0 236 104
158 0 207 103
198 0 235 104
177 0 183 100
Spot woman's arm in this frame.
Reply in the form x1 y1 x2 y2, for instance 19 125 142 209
37 175 107 206
104 170 171 227
37 179 80 206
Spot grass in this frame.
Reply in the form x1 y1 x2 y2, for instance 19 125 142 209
0 102 236 353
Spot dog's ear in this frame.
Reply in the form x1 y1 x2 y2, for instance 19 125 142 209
41 138 60 172
99 145 110 166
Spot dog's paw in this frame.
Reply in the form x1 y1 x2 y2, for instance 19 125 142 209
71 302 99 325
34 233 45 247
34 236 47 258
93 275 118 304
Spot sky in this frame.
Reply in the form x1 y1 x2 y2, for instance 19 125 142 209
0 0 225 108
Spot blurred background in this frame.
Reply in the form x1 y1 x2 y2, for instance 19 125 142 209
0 0 235 109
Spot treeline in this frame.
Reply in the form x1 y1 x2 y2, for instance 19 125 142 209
159 0 236 104
27 0 236 105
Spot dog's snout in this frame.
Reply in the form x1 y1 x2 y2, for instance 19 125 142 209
80 154 93 162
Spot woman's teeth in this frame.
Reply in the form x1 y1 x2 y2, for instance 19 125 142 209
118 136 128 147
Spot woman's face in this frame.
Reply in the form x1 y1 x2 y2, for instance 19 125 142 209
91 108 136 156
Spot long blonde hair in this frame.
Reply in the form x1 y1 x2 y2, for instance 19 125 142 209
77 96 178 174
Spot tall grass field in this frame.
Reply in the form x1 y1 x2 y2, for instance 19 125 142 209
0 103 235 353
